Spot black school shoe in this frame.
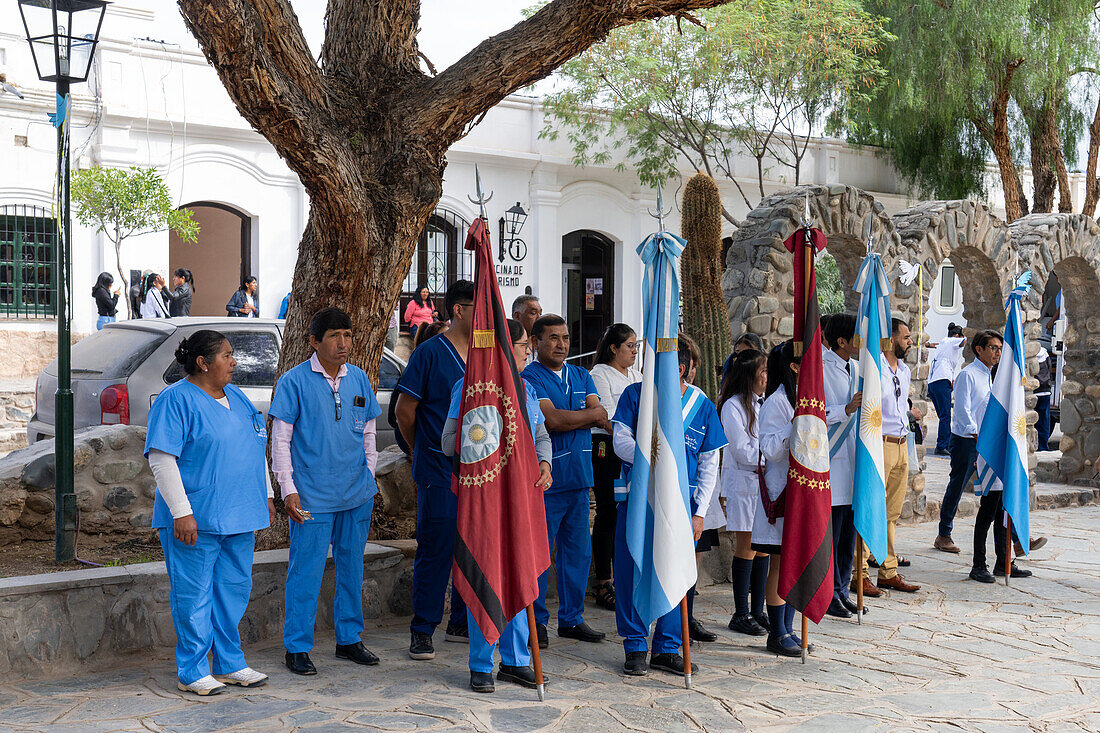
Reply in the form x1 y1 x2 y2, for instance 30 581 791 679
444 623 469 643
751 610 769 631
839 596 868 616
536 623 548 649
994 563 1033 578
558 622 605 643
285 651 317 675
470 671 495 693
623 651 648 676
766 633 802 658
409 632 435 660
688 618 717 642
969 565 995 583
826 598 852 619
335 641 379 666
728 614 768 636
497 664 549 688
650 653 698 676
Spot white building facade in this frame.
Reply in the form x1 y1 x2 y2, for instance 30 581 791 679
2 0 1052 373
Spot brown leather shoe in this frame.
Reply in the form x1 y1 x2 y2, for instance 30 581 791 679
934 536 960 553
850 577 882 598
878 574 920 592
1014 537 1047 555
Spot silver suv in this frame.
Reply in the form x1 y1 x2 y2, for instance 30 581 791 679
28 318 405 448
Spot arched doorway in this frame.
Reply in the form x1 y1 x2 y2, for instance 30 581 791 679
170 202 251 317
562 230 614 362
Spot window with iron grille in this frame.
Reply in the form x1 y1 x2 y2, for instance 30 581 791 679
0 205 57 318
399 209 472 327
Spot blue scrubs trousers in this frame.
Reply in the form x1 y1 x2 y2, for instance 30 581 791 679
158 529 254 685
612 502 682 654
927 379 953 453
831 504 856 601
534 488 591 627
467 609 531 673
411 484 467 635
284 499 373 652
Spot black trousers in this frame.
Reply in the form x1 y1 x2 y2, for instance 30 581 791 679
973 491 1007 570
590 434 620 581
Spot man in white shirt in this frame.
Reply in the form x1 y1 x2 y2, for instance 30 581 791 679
934 330 1000 555
821 314 865 617
872 318 921 593
926 323 966 455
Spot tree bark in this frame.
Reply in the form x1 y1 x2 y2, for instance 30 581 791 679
1083 96 1100 217
972 58 1026 222
1027 101 1056 214
178 0 739 379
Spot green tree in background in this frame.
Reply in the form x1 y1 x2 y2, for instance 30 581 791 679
816 253 844 315
72 167 199 318
849 0 1098 221
540 0 893 227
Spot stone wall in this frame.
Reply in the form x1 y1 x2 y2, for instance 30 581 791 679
0 328 88 380
0 543 413 679
0 383 33 455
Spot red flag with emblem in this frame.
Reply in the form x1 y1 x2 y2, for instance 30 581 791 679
451 217 550 646
778 226 835 624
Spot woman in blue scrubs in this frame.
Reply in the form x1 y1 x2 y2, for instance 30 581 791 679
145 330 275 695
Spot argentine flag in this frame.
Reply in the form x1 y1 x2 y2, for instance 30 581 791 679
625 231 695 625
976 275 1032 552
850 254 890 563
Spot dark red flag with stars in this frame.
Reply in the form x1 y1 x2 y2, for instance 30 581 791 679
778 227 834 624
451 217 550 646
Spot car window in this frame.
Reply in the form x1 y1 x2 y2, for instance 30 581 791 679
378 354 401 390
71 329 168 379
165 330 280 388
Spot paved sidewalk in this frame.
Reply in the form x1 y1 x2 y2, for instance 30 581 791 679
1 506 1098 732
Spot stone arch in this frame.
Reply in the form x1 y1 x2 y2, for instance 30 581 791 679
891 200 1015 341
721 184 909 346
1013 213 1100 481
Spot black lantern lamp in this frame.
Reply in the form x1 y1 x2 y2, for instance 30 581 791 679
498 202 528 262
19 0 108 563
505 202 527 239
19 0 107 84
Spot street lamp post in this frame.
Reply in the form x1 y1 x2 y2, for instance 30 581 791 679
497 202 528 263
18 0 108 563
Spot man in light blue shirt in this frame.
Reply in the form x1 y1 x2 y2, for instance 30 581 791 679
934 330 1000 554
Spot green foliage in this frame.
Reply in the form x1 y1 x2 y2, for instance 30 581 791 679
849 0 1096 204
817 252 844 315
539 0 894 213
72 166 199 245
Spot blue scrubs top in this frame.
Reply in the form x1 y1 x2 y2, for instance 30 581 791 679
447 377 545 438
145 379 270 534
268 360 382 513
612 382 727 496
521 361 597 493
395 334 465 488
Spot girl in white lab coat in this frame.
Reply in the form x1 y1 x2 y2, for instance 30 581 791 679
718 348 770 637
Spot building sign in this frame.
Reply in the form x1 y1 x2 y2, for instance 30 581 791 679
496 263 524 288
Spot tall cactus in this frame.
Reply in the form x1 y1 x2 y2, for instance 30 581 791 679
681 172 732 401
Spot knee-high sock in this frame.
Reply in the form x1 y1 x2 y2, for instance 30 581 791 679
783 603 799 643
750 556 769 616
732 557 752 617
686 583 696 620
766 604 785 642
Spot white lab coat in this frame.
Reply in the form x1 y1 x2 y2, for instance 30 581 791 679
751 385 794 548
719 395 761 532
822 349 857 506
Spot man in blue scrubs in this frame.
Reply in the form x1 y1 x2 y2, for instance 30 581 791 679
270 307 383 675
523 314 609 648
395 280 474 660
610 335 726 676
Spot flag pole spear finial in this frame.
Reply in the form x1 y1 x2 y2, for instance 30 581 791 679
648 179 674 231
468 164 493 222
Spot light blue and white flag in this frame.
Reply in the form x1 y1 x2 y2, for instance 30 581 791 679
976 274 1032 552
850 253 891 563
626 230 695 626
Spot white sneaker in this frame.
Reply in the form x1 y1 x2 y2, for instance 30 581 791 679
214 667 268 688
177 675 227 696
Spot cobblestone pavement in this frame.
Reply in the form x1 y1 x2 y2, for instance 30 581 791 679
1 506 1098 732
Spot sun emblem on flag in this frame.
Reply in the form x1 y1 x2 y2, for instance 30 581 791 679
792 414 830 473
1013 411 1027 437
458 382 519 488
859 398 883 439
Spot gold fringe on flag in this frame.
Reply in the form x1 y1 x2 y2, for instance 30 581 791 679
473 330 496 348
656 338 678 353
793 341 804 358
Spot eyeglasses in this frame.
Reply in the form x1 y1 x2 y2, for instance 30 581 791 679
516 341 530 352
625 342 639 352
333 389 342 421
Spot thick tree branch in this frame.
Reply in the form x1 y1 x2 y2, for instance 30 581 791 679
322 0 423 86
412 0 737 145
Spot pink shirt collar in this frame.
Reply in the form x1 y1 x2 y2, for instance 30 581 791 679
310 352 347 390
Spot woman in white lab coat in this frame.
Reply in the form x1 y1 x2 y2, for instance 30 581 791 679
718 348 770 637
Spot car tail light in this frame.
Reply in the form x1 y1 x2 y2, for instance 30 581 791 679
100 384 130 425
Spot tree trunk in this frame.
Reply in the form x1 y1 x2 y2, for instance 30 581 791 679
1083 96 1100 217
112 226 131 320
680 173 731 401
177 0 739 381
972 59 1026 222
1028 103 1056 214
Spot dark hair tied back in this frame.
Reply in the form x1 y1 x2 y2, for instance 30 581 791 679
175 329 228 376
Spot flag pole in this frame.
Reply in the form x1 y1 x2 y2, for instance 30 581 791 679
679 597 692 689
1004 513 1012 588
526 604 545 701
855 535 864 625
799 206 813 666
